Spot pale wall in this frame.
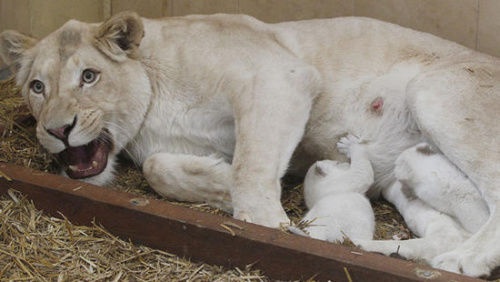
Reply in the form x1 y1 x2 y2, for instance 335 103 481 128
1 0 499 68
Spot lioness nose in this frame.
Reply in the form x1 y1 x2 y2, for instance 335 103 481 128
46 116 77 142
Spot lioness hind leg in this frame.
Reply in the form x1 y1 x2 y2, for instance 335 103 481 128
407 62 500 277
143 153 232 212
230 63 320 228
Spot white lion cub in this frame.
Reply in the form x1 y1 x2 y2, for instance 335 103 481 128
394 143 489 233
355 143 489 264
301 135 375 243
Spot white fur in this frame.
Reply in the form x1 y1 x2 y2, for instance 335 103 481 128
355 143 489 266
355 181 471 263
2 14 500 277
143 153 232 212
395 143 489 233
302 135 374 243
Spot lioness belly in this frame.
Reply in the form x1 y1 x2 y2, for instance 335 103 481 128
274 18 464 193
295 61 425 196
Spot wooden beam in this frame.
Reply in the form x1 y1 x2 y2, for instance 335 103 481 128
0 162 483 281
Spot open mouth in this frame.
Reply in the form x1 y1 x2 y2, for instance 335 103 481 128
57 131 113 179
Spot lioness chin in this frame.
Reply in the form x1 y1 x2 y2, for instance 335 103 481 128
1 12 499 277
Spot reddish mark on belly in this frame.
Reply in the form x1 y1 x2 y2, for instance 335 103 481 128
370 97 384 115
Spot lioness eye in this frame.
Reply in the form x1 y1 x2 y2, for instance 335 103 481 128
29 80 45 94
81 69 99 84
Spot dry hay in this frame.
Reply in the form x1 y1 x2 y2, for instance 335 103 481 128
0 76 411 280
0 189 267 281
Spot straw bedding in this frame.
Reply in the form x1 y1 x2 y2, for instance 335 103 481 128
0 77 410 281
0 189 271 281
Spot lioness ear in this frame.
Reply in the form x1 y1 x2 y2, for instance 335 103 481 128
94 11 144 61
0 30 37 67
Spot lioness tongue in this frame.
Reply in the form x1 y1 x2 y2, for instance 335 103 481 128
58 139 109 179
65 146 92 167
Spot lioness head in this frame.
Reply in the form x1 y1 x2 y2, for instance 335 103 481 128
0 12 152 185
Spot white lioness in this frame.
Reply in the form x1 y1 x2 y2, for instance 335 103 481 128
1 12 499 277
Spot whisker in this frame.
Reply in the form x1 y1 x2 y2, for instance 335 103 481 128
102 121 142 166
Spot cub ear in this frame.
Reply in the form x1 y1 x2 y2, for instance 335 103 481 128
0 30 37 67
94 11 144 61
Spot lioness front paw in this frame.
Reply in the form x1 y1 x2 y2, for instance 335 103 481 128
337 134 362 158
233 203 290 228
432 250 492 278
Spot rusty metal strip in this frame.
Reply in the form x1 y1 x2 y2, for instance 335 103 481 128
0 162 482 281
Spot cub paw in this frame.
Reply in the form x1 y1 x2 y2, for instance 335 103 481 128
337 134 362 158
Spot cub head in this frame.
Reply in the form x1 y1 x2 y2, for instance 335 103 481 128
0 12 152 185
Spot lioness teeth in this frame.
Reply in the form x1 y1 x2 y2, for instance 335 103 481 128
68 164 95 172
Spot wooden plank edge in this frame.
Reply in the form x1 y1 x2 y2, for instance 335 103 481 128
0 162 483 282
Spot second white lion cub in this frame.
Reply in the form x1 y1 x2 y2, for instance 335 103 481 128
355 143 489 264
302 135 375 243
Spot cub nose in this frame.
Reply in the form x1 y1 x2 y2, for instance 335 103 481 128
46 116 77 142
